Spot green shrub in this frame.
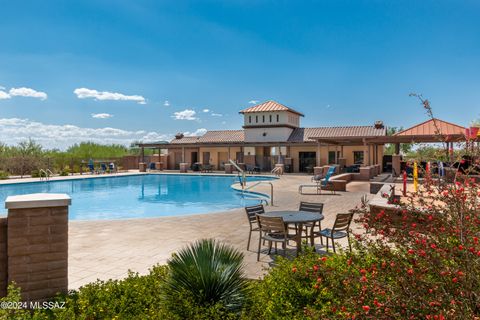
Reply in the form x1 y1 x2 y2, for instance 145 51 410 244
163 239 248 318
0 170 9 180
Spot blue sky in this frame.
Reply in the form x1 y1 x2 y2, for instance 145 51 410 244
0 0 479 148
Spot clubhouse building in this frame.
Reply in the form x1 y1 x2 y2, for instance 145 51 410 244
140 100 388 173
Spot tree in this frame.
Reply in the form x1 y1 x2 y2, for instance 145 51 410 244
384 127 413 155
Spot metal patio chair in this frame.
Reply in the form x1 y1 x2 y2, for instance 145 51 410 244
244 204 265 250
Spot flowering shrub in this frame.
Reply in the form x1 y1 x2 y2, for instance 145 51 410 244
248 177 480 319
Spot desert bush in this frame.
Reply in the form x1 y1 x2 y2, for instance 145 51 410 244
162 239 248 318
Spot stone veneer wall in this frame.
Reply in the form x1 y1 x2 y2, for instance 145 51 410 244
1 194 70 302
0 218 7 297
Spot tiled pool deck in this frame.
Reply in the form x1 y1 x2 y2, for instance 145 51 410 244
2 172 373 289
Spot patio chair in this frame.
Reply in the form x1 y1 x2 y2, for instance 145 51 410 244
202 164 213 173
244 204 265 250
298 166 336 195
299 202 324 245
313 213 354 253
256 214 297 261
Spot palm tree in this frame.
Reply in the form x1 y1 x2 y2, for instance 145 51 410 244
164 238 248 312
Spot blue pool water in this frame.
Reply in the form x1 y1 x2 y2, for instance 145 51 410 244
0 174 273 220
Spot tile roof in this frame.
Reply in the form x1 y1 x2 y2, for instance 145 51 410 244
289 126 386 142
169 130 244 144
169 136 200 144
198 130 245 143
169 126 385 144
239 100 304 116
394 118 465 137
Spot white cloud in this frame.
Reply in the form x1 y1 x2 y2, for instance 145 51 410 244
91 113 113 119
9 87 48 100
185 128 207 136
202 109 210 113
211 113 223 117
248 100 259 104
0 87 48 100
0 118 173 150
0 90 10 100
172 109 197 120
74 88 146 104
164 100 170 107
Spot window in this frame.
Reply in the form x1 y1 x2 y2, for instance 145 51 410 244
249 116 251 123
276 114 279 122
353 151 364 164
256 115 258 123
262 115 265 123
269 115 272 122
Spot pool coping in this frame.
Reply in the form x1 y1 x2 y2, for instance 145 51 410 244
0 171 278 186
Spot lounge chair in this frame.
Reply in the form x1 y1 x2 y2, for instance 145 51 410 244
256 214 297 261
298 166 336 195
244 205 265 250
202 164 213 173
312 213 354 253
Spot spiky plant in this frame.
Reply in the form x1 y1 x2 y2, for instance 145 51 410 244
163 238 248 313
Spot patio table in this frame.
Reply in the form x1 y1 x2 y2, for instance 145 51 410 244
263 211 324 254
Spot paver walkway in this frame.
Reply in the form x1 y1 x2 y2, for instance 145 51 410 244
67 174 372 289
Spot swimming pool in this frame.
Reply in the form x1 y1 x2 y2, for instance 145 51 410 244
0 174 273 220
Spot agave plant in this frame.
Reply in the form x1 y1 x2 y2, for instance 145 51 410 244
164 238 248 312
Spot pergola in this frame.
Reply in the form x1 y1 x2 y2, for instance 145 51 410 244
307 118 467 166
136 141 169 164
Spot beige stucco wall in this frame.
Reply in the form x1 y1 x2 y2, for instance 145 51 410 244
167 144 384 172
243 111 300 128
244 127 295 143
198 147 242 170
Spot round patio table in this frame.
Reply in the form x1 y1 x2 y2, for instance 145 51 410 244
263 211 324 254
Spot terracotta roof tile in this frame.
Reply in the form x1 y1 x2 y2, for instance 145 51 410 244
169 136 200 144
197 130 245 143
289 126 386 142
239 100 304 116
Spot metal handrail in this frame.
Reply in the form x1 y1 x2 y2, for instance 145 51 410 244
229 159 246 189
39 169 49 181
39 168 54 181
242 181 274 206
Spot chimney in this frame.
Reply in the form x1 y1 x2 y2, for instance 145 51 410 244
374 121 384 129
175 133 184 139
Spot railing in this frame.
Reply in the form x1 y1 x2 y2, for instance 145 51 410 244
229 159 246 188
228 159 273 205
39 169 54 181
242 181 274 206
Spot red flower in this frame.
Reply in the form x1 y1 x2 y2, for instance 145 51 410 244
474 237 478 244
452 277 458 283
407 249 415 255
362 305 370 313
360 269 367 274
292 267 297 273
313 265 319 271
407 268 414 275
360 276 367 282
321 256 327 262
